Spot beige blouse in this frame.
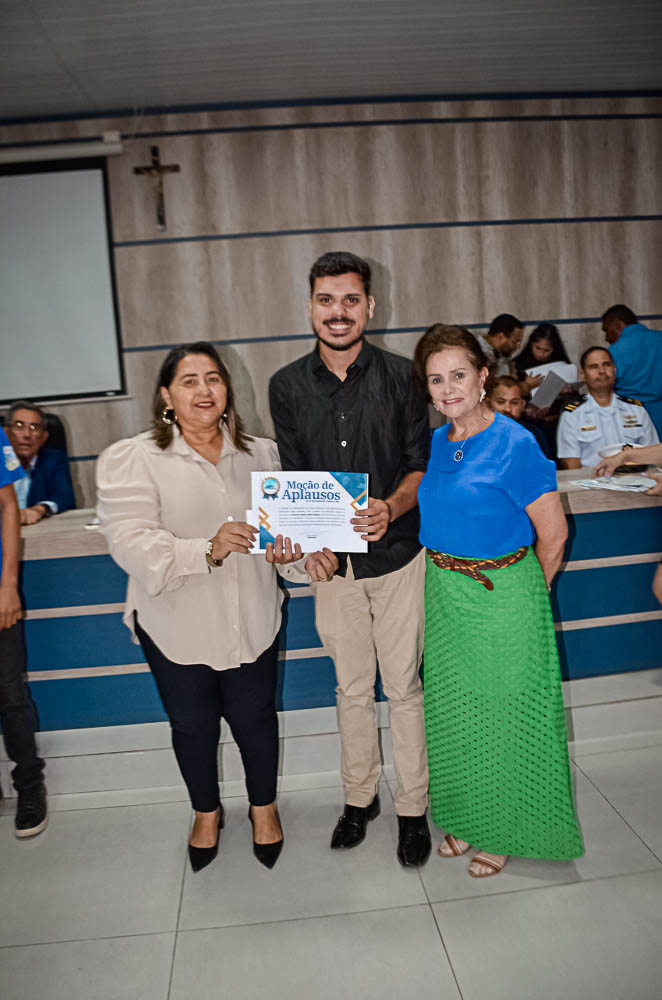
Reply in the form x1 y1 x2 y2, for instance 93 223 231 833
96 428 309 670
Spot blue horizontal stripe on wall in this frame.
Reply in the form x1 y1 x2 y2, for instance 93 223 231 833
563 508 662 562
32 674 166 731
25 614 143 671
556 618 662 681
5 88 660 126
21 555 127 610
117 314 662 357
122 111 662 141
553 562 662 622
5 112 662 145
114 214 662 249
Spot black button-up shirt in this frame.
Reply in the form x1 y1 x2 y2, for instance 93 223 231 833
269 340 430 579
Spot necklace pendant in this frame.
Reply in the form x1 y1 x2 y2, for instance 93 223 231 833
453 449 464 462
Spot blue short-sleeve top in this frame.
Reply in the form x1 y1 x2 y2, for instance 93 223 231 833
418 412 558 558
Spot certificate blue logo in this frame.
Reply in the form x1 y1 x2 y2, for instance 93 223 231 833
261 476 280 500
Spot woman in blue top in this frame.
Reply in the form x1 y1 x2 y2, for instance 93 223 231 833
414 324 583 878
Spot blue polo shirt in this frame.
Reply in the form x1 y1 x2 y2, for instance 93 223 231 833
610 322 662 437
0 426 26 576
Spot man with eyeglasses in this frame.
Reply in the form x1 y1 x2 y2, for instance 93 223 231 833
4 401 75 524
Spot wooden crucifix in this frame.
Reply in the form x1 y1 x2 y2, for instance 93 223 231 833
133 146 180 231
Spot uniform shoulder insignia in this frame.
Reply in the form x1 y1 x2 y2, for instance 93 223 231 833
563 394 586 412
617 395 643 406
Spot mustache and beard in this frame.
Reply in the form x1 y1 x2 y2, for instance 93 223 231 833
312 316 364 352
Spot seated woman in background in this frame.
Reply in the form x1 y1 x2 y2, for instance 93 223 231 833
516 322 571 389
97 342 337 873
414 323 583 878
516 323 575 460
485 375 552 459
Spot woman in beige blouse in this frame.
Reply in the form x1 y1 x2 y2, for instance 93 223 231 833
97 342 337 872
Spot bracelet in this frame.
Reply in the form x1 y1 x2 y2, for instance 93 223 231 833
384 499 393 523
205 540 223 569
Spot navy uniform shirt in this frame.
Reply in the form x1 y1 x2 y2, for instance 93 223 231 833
269 340 430 579
556 392 659 468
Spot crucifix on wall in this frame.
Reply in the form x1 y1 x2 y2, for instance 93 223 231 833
133 146 180 231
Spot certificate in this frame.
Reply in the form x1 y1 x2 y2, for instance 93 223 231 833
247 471 369 553
526 361 579 406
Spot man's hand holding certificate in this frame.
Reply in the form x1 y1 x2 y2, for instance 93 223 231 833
247 471 369 553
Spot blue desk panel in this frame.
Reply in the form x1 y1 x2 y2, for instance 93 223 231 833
25 614 145 671
564 508 662 561
556 618 662 679
20 503 662 729
31 655 340 731
21 556 127 610
553 562 661 621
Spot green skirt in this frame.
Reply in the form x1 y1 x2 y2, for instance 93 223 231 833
424 547 584 859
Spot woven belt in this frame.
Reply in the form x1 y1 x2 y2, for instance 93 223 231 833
426 546 529 591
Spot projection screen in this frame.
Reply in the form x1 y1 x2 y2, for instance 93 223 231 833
0 160 124 404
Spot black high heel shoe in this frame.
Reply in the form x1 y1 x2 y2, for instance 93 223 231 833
248 805 284 869
188 805 225 873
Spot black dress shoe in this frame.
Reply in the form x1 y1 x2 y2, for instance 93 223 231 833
397 814 432 868
248 806 284 869
330 794 380 850
188 806 224 873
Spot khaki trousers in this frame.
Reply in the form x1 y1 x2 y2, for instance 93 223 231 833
314 549 428 815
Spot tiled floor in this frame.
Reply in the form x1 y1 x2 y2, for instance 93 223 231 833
1 742 661 1000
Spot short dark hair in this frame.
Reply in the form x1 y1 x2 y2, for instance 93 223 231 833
151 342 250 453
580 345 612 369
414 324 488 398
488 313 523 337
601 304 637 326
485 374 522 398
308 251 371 296
6 400 46 426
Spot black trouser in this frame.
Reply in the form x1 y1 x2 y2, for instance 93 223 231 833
135 619 279 812
0 623 45 792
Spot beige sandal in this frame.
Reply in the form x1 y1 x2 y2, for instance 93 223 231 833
468 853 507 878
437 833 472 858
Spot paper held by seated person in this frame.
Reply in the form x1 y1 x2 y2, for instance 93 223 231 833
528 361 580 408
247 471 369 553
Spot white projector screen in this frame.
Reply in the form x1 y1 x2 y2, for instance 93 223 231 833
0 161 124 403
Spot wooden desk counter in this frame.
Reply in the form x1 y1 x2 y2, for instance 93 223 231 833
557 468 662 516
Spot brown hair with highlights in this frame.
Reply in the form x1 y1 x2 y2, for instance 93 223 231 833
414 324 488 399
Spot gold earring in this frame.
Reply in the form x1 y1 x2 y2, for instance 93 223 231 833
162 408 176 425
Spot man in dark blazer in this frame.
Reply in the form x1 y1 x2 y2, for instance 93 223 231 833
5 401 75 525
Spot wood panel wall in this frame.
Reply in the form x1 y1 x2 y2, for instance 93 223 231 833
2 95 661 506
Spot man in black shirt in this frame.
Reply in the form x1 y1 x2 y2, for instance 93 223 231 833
269 251 431 866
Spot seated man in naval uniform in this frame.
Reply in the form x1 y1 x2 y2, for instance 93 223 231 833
4 401 75 525
557 346 658 469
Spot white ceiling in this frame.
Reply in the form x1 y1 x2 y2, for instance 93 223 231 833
2 0 662 121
